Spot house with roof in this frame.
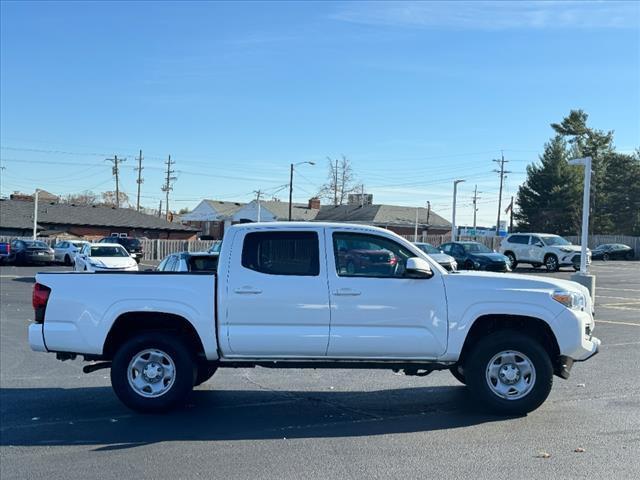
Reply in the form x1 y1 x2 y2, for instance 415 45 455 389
0 199 198 239
179 199 245 239
233 198 321 223
315 203 451 236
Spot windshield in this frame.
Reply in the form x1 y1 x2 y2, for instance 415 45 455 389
462 243 492 253
25 241 49 249
91 246 129 257
71 241 87 248
417 243 441 254
540 235 571 246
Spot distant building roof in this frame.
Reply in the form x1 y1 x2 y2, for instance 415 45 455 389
316 204 451 229
202 200 245 217
0 199 197 232
258 200 320 222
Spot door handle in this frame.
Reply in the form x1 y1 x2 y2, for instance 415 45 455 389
234 286 263 295
333 288 361 296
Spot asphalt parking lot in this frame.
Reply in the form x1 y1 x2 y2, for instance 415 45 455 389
1 262 639 479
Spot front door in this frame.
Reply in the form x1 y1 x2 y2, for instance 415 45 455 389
224 229 331 357
326 230 448 359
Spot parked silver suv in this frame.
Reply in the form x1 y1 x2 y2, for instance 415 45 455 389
499 233 590 272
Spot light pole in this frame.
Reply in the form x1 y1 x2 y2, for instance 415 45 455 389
452 179 465 241
32 189 41 240
568 156 596 298
289 161 315 221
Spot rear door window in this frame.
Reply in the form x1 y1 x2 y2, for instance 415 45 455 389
508 235 529 245
242 231 319 276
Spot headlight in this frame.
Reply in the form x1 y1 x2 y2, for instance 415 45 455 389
552 290 586 310
560 247 573 253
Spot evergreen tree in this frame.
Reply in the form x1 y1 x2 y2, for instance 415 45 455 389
515 135 582 235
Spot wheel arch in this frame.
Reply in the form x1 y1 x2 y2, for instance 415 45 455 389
457 314 561 373
103 311 206 361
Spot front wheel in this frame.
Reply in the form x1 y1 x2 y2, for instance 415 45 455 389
544 254 559 272
111 332 196 412
464 331 553 415
64 254 72 266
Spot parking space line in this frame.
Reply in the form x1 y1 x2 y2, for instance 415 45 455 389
604 341 640 347
598 287 640 293
597 320 640 327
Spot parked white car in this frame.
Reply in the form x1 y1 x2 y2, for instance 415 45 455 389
414 242 457 271
499 233 591 272
74 243 139 272
30 223 599 415
53 240 89 266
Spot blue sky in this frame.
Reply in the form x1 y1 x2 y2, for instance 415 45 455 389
1 1 638 226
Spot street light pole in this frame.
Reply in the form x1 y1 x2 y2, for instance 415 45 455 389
32 189 40 240
452 179 465 242
568 156 595 298
288 161 315 221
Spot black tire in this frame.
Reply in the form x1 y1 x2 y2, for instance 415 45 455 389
505 252 517 270
464 330 553 415
449 365 466 385
111 332 196 413
135 257 141 264
464 260 475 270
625 251 635 261
64 254 72 266
544 254 559 272
602 253 610 262
194 363 218 387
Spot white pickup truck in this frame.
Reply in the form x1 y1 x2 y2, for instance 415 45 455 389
29 223 600 415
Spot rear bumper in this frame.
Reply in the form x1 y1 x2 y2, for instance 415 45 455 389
29 324 47 352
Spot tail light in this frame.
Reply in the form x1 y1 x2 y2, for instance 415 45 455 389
32 282 51 324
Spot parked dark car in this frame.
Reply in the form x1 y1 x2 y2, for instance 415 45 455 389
334 237 397 275
590 243 635 261
99 236 144 263
439 241 510 272
0 242 10 264
7 240 54 265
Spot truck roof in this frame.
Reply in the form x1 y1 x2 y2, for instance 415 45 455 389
227 221 395 234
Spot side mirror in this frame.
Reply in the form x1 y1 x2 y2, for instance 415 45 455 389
405 257 434 279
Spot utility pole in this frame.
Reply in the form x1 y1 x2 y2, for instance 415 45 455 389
414 207 419 242
426 201 431 228
106 155 126 208
334 157 339 206
158 200 162 217
161 155 176 221
452 179 465 242
493 151 511 236
135 150 144 212
288 161 315 221
507 196 514 233
254 190 263 222
360 184 365 207
472 184 481 238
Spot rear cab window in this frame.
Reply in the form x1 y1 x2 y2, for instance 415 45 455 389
241 231 319 276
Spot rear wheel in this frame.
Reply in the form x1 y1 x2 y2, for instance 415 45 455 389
464 331 553 415
602 253 610 261
111 332 196 412
625 251 635 261
64 254 72 266
544 254 559 272
505 252 517 270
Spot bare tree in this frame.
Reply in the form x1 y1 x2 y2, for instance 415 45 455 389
318 155 358 206
61 190 98 206
101 190 130 208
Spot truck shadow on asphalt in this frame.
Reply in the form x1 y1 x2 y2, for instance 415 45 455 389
0 386 516 450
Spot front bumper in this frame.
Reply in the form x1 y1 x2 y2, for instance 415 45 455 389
554 308 600 361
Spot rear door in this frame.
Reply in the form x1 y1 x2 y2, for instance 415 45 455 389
528 235 544 262
326 230 448 359
224 228 331 357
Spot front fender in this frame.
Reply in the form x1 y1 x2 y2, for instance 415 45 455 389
439 300 560 362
